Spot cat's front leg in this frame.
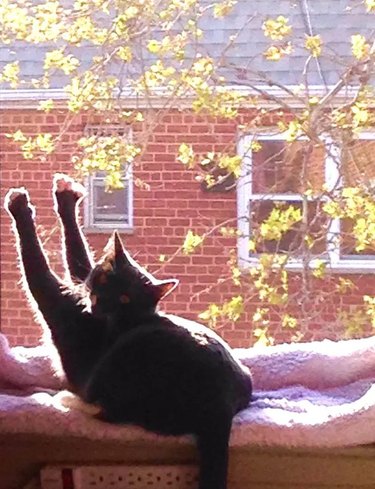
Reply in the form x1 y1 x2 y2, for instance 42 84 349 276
53 174 94 283
5 187 34 220
5 187 84 334
5 188 107 391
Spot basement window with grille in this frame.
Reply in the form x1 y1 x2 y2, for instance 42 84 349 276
83 125 133 232
237 131 375 273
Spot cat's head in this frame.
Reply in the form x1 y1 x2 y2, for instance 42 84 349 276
86 231 178 319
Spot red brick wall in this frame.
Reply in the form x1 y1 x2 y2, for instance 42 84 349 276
1 109 374 347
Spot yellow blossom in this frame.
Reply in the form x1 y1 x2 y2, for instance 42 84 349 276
365 0 375 12
262 16 292 40
0 61 20 88
177 143 195 168
38 99 54 112
305 35 322 57
182 230 204 254
351 34 370 60
213 0 237 18
264 43 292 61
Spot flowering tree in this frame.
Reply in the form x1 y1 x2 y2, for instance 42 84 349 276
1 0 374 344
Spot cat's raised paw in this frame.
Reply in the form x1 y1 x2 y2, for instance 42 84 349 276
4 188 34 218
54 173 86 200
53 174 86 217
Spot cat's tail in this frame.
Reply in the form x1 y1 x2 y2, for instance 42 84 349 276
196 412 232 489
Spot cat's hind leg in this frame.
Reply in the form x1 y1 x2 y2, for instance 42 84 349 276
53 174 94 283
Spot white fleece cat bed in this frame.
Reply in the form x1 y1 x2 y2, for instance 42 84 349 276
0 333 374 448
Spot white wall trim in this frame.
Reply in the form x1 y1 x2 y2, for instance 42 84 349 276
0 85 366 110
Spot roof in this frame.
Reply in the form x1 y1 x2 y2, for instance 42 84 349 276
201 0 374 85
0 0 373 92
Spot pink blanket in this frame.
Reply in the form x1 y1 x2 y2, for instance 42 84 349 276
0 333 374 448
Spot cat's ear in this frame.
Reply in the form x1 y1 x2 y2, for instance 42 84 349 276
113 230 130 269
103 230 132 269
151 279 179 301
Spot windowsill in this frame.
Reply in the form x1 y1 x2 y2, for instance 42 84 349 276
239 257 375 274
84 226 135 235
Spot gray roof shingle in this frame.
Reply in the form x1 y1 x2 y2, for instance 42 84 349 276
0 0 374 90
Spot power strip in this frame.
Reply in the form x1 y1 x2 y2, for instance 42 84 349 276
40 465 199 489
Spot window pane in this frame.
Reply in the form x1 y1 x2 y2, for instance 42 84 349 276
250 200 328 256
252 141 325 194
93 182 129 223
342 140 375 187
340 140 374 257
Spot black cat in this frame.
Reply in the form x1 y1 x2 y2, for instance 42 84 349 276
53 175 179 347
5 175 252 489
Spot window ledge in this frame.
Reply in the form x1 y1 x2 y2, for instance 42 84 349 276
240 258 375 274
84 226 135 235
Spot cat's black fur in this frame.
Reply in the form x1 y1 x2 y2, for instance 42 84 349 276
5 175 252 489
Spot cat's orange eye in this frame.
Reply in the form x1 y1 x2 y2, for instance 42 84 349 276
120 294 130 304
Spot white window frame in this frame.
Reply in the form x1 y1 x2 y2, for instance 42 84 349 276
84 170 133 232
83 125 134 233
237 131 375 273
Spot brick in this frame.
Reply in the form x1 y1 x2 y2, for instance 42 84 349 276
167 125 189 134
